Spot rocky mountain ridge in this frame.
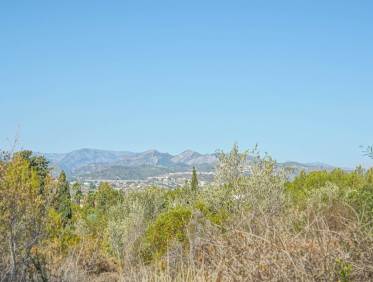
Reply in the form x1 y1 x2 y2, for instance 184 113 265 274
41 148 336 180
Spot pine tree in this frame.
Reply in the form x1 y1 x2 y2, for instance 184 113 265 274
191 166 198 191
55 171 72 225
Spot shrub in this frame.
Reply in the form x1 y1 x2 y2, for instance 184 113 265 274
107 201 147 267
194 200 229 226
141 207 192 262
286 168 369 207
95 182 123 215
349 183 373 229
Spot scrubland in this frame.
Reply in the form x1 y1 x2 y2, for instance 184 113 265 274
1 146 373 281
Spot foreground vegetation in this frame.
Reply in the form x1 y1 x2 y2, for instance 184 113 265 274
1 146 373 281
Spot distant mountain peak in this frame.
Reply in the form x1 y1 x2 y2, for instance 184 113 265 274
180 149 200 155
171 150 210 166
40 148 336 181
142 149 162 155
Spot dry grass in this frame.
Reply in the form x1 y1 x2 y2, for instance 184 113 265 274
52 206 373 282
50 177 373 281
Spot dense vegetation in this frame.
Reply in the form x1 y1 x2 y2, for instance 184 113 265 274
1 146 373 281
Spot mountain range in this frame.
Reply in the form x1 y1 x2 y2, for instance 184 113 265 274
41 148 336 180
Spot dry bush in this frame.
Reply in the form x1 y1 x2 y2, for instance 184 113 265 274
118 208 373 282
52 203 373 281
112 179 373 281
188 212 373 281
48 240 119 282
108 201 147 268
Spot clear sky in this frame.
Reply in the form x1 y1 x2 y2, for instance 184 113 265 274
1 1 372 168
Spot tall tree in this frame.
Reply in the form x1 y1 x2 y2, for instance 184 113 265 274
0 154 52 281
191 166 198 191
55 171 72 225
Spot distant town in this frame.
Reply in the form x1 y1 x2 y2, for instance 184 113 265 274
43 148 337 193
75 171 215 191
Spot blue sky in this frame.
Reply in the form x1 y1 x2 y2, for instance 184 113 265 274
1 1 372 167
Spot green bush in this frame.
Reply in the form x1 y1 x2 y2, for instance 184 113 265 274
95 182 123 215
121 187 168 222
194 200 229 225
164 187 195 208
349 184 373 229
141 206 192 262
286 168 368 206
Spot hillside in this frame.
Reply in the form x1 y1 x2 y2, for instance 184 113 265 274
41 148 336 180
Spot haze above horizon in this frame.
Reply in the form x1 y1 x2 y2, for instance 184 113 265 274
1 1 373 168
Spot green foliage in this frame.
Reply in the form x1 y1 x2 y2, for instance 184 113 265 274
0 154 54 281
85 191 96 208
107 201 146 264
15 150 49 191
194 200 228 225
286 167 373 230
165 186 195 208
55 171 72 225
336 258 352 282
46 208 79 254
130 187 167 221
141 207 192 262
349 182 373 228
72 182 83 205
286 168 368 205
95 182 123 215
191 166 198 191
3 146 373 280
215 143 248 186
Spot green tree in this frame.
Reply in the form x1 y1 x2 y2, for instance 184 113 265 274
55 171 72 225
72 182 83 205
95 182 122 215
86 191 96 208
191 166 198 191
15 150 49 191
0 154 53 281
